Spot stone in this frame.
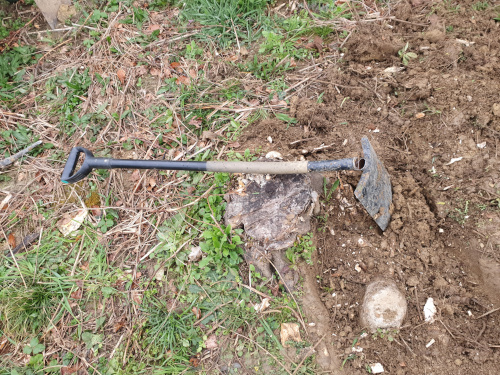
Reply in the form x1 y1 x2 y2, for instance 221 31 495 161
406 275 419 287
360 279 407 332
493 103 500 117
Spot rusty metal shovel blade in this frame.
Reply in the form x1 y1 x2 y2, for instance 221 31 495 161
354 137 392 231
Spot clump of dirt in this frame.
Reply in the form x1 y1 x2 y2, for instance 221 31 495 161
238 0 500 373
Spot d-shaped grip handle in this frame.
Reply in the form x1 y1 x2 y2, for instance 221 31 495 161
61 147 95 184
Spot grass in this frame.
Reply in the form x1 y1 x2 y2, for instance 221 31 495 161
0 0 362 372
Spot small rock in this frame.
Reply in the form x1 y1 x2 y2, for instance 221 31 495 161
188 246 203 262
265 151 283 160
406 275 419 287
493 103 500 117
454 358 462 366
370 363 385 374
424 297 437 323
360 279 407 332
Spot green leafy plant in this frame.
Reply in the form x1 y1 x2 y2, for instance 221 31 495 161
276 113 297 125
184 40 204 59
0 46 39 102
23 337 45 356
372 328 397 341
449 200 469 225
398 42 417 66
286 233 315 265
97 209 119 233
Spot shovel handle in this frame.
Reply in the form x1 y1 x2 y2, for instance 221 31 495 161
61 147 363 184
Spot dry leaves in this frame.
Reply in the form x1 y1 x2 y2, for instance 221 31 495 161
280 323 302 347
205 334 218 349
61 365 80 375
7 233 16 248
192 306 201 320
117 69 126 85
415 112 425 119
176 76 190 85
57 209 88 237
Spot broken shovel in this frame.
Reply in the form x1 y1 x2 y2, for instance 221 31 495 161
61 137 392 230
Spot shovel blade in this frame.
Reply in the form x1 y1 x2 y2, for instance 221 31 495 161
354 137 392 231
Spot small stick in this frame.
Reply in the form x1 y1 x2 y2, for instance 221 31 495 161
291 334 326 375
475 307 500 320
0 140 42 168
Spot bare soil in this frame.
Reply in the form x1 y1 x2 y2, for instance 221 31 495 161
239 1 500 374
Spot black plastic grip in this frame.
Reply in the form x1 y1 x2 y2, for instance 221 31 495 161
61 147 95 184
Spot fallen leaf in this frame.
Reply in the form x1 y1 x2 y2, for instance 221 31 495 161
188 246 203 262
313 35 323 52
150 67 162 77
57 209 88 237
61 366 79 375
192 306 201 319
188 118 202 127
189 356 200 367
254 297 270 313
70 289 83 300
113 317 127 333
7 233 16 248
176 76 190 85
205 334 218 349
136 65 148 76
226 55 238 62
188 69 197 79
130 169 141 182
0 193 12 210
147 24 161 33
280 323 301 347
131 290 142 305
170 61 181 69
117 69 126 85
148 178 157 188
415 112 425 119
228 142 240 148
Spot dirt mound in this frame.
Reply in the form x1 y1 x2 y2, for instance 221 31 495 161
239 1 500 373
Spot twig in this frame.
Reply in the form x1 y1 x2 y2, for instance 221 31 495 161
291 334 325 375
0 140 42 168
475 307 500 320
229 330 294 375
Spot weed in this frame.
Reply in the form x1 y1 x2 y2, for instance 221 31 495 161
184 40 204 59
449 200 469 225
472 1 489 11
0 46 39 103
0 124 38 157
276 113 297 125
398 43 417 66
286 233 315 265
0 12 24 39
323 178 340 202
341 354 356 369
371 328 397 341
97 209 119 233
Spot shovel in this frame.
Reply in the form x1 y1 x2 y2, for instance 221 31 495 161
61 136 392 230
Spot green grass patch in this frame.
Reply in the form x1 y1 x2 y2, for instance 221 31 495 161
182 0 270 48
